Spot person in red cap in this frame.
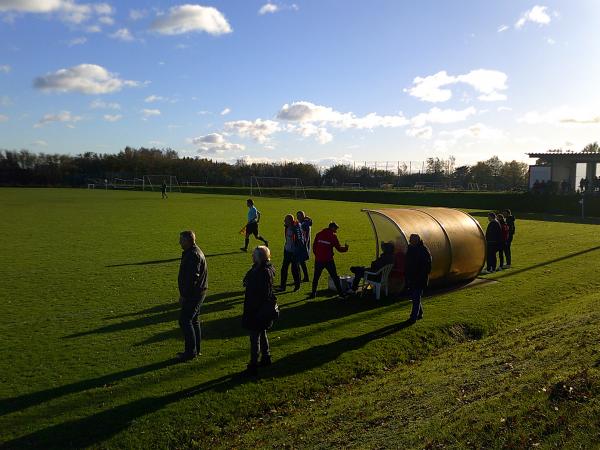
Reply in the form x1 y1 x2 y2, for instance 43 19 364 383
309 222 349 299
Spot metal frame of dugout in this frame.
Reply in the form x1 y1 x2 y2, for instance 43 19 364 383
362 207 486 293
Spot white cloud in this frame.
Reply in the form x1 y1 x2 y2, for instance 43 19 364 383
406 126 433 140
277 101 408 129
109 28 135 42
519 106 600 126
150 4 232 36
144 95 165 103
405 69 508 103
141 108 160 118
0 1 115 25
85 24 101 33
32 139 48 146
0 64 10 73
220 107 231 115
98 15 113 25
259 3 279 15
0 114 8 122
497 24 509 32
225 119 280 143
67 36 87 46
497 106 512 112
103 114 122 122
515 5 552 29
90 99 120 109
546 37 556 45
34 110 82 127
129 8 147 20
189 132 245 154
34 64 140 94
410 106 476 127
287 123 333 144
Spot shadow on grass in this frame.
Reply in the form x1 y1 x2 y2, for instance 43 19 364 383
469 210 600 225
105 251 243 268
65 290 246 339
3 321 411 449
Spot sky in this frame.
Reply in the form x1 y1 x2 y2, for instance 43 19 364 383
1 0 600 167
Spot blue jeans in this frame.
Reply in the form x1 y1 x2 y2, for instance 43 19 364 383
409 288 424 320
178 292 206 356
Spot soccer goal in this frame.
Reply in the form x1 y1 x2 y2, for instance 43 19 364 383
143 175 182 193
250 176 307 199
341 182 362 189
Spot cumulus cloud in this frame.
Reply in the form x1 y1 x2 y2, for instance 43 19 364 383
144 95 165 103
515 5 551 29
150 4 232 36
109 28 135 42
519 106 600 125
410 106 477 127
405 69 508 103
497 106 512 112
141 108 160 119
0 0 115 24
0 64 11 73
406 126 433 140
90 99 120 109
220 107 231 115
0 114 8 122
224 119 280 143
103 114 122 122
129 8 147 20
441 123 505 140
34 64 140 94
189 132 245 154
277 101 408 129
286 123 333 144
259 3 278 15
34 110 82 128
32 139 48 146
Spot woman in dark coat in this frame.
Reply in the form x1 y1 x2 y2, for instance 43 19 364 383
242 245 276 376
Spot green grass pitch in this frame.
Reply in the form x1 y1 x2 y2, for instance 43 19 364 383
1 188 599 448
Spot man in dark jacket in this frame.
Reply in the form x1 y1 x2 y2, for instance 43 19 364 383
177 230 207 361
405 234 432 323
296 210 313 282
503 209 515 268
349 241 395 292
483 212 502 273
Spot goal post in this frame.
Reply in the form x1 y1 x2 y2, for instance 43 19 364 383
143 175 182 193
250 176 306 199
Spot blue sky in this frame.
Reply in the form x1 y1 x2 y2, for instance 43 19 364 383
1 0 599 166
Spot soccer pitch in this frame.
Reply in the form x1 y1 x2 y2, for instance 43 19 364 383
1 188 600 448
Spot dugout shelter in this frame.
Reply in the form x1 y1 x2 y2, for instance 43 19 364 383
362 207 486 293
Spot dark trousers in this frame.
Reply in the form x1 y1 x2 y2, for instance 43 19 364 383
299 260 309 280
350 266 366 290
178 292 205 356
244 222 267 249
409 287 424 320
486 243 498 271
249 329 270 365
312 260 343 295
281 250 300 289
505 237 512 265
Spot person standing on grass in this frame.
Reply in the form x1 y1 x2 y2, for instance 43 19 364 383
296 210 313 282
161 180 168 199
309 222 349 299
241 199 268 252
483 212 502 274
405 234 431 323
503 209 515 268
177 230 207 362
497 214 510 269
277 214 306 292
242 246 276 376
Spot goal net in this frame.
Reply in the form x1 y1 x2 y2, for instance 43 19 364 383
341 182 362 189
112 177 144 190
250 176 307 199
143 175 182 193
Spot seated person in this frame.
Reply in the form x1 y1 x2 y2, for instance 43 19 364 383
349 241 395 292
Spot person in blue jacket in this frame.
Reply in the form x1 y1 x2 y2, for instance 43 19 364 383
296 210 313 282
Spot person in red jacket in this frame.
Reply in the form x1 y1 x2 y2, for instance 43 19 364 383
309 222 349 299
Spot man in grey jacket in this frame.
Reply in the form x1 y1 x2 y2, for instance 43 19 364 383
177 230 208 361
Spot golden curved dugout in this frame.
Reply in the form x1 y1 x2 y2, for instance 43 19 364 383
362 207 485 291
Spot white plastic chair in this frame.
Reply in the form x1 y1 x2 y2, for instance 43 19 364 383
361 264 394 300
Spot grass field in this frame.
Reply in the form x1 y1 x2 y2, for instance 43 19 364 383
1 188 600 449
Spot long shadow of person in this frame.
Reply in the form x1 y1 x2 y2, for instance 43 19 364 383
2 321 412 449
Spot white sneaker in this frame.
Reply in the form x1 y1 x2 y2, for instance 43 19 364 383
480 269 490 275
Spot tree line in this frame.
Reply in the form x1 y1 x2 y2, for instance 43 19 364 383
0 147 529 190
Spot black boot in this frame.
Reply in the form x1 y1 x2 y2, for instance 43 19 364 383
259 355 272 367
243 363 258 376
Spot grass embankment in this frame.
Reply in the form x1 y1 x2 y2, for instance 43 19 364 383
0 188 599 448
